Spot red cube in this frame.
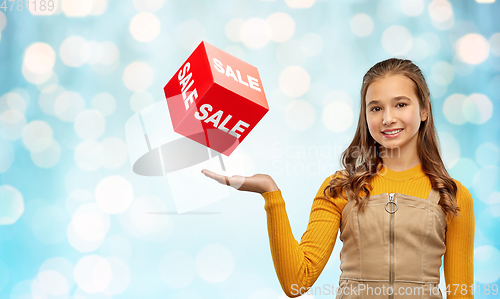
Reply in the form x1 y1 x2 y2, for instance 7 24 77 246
163 41 269 156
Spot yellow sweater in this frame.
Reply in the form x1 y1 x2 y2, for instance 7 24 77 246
261 163 475 298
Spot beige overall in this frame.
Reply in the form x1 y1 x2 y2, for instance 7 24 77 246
336 189 446 299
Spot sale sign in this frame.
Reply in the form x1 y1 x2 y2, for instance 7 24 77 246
163 41 269 156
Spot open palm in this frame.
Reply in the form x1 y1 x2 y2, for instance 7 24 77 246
201 169 279 194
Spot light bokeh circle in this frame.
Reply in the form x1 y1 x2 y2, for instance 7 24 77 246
87 40 104 65
1 91 28 113
23 43 56 74
101 137 128 169
72 210 109 242
350 14 374 37
60 36 91 67
225 18 244 42
0 11 6 32
123 61 154 92
473 165 499 203
95 175 134 214
22 120 53 153
0 185 24 225
39 85 66 116
0 109 27 140
462 93 493 124
381 25 413 56
240 18 272 49
99 41 120 66
39 257 75 291
401 0 425 16
430 61 454 86
285 0 315 8
490 33 500 56
67 203 111 252
133 0 166 12
130 12 161 42
74 255 113 293
54 91 86 122
428 0 453 23
65 189 94 216
62 0 93 17
74 109 106 140
90 0 108 15
456 33 490 65
0 138 14 173
74 139 105 171
438 131 460 168
322 101 354 132
30 135 61 168
105 257 131 295
266 12 295 43
443 93 467 125
279 66 311 97
35 270 70 295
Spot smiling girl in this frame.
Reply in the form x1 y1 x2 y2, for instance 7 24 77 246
202 58 474 299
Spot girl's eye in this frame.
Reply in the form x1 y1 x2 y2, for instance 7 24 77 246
370 103 406 112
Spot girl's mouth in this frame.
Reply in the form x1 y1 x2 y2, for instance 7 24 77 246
382 128 403 138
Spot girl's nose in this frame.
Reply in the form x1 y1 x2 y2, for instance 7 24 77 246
383 109 396 126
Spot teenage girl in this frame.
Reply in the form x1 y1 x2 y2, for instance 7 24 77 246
201 58 474 299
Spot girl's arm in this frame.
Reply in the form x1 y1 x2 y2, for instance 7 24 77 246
443 180 475 299
261 175 347 297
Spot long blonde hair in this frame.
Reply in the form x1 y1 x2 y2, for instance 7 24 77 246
323 58 459 221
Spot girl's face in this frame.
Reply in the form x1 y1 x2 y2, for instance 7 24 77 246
365 74 428 151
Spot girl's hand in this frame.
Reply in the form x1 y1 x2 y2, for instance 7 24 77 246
201 169 279 194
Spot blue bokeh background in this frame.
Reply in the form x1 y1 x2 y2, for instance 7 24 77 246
0 0 499 298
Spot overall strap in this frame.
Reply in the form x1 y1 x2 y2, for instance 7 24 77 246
427 189 441 205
